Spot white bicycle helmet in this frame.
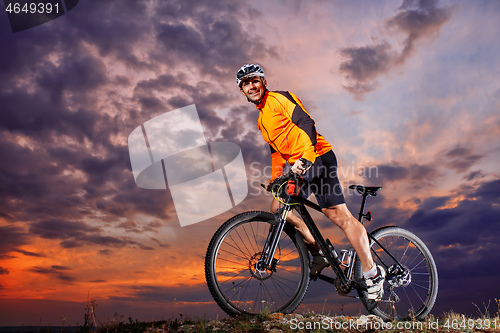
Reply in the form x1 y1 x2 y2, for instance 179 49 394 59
236 63 265 87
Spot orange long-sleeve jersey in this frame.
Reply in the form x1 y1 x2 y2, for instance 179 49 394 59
255 90 332 180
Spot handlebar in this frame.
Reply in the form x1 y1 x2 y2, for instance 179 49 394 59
261 170 303 196
260 158 312 194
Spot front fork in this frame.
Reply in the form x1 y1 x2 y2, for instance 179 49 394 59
257 205 292 271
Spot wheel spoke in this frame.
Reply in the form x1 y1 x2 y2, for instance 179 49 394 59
207 215 309 316
226 234 251 261
357 227 438 321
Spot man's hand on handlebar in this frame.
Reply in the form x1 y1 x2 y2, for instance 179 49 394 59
262 165 309 193
261 159 313 192
291 158 313 174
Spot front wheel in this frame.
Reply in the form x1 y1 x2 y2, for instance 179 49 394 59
205 211 310 316
355 226 438 320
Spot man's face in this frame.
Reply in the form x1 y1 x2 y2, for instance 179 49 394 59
240 76 267 103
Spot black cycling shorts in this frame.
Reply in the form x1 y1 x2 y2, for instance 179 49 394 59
298 150 346 209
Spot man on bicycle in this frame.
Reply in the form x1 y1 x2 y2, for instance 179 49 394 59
236 63 385 309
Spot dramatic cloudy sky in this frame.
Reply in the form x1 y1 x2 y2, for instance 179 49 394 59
1 0 499 327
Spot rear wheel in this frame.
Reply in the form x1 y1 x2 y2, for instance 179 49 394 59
355 226 438 320
205 211 310 316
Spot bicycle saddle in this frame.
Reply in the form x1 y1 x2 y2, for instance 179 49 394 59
349 185 382 196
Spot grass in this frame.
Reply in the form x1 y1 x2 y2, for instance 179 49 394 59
80 311 500 333
23 298 496 333
81 304 500 333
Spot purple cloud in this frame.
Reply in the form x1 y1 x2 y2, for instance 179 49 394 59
339 0 454 100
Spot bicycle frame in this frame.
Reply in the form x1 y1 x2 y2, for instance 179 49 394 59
257 193 354 290
257 186 407 293
293 197 352 286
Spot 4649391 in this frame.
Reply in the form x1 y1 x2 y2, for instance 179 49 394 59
5 2 60 14
444 318 497 330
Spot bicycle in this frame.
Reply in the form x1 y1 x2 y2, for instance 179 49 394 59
205 170 438 320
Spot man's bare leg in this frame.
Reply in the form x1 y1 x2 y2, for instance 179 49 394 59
322 203 374 273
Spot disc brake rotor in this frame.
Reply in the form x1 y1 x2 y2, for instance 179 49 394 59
249 253 273 280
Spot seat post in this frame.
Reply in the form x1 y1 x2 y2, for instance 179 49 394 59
357 193 369 223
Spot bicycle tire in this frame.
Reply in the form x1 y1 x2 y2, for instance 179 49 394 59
205 211 310 316
355 226 438 320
